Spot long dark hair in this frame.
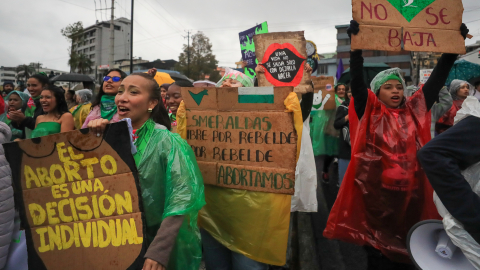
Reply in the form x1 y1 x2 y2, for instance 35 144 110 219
41 85 70 118
29 73 50 88
130 73 171 131
335 83 350 103
91 68 127 108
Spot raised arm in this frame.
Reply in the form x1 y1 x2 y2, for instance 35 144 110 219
423 23 469 111
347 21 369 120
350 50 369 120
423 54 458 111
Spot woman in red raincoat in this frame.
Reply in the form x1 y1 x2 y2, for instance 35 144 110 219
324 21 470 269
435 79 475 134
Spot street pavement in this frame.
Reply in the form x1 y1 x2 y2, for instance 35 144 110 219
320 162 367 270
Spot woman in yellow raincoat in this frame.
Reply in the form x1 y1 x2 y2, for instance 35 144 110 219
69 89 92 129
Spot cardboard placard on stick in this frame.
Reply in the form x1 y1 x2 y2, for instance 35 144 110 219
4 122 145 270
254 31 313 94
239 22 269 79
181 86 297 195
311 76 336 110
311 76 335 92
351 0 465 54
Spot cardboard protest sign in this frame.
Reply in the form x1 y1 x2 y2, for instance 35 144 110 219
254 32 313 94
182 86 297 194
351 0 465 54
4 122 145 270
311 76 336 110
239 22 269 79
420 69 433 84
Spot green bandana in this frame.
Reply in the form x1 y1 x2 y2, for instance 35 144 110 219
373 74 402 94
132 118 156 166
71 104 83 116
100 95 117 120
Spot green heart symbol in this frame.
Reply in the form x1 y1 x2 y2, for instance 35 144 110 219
387 0 437 22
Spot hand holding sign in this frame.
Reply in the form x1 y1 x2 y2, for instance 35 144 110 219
254 31 313 94
351 0 467 54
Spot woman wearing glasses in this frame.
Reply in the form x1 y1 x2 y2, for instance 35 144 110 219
82 69 127 128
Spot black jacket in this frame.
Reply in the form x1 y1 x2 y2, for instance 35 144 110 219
334 100 351 160
418 115 480 245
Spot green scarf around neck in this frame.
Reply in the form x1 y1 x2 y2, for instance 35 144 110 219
71 104 83 116
100 95 117 120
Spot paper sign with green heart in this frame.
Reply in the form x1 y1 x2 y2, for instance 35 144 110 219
387 0 437 22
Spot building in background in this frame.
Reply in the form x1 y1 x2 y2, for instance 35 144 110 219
316 52 338 77
118 58 178 74
0 66 17 85
411 52 442 84
14 63 69 87
72 18 131 79
460 40 480 66
335 24 412 83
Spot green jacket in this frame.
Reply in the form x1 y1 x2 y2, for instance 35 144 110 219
135 122 205 270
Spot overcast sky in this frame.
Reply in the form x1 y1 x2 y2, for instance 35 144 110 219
1 0 479 72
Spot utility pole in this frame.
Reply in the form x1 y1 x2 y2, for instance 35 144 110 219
130 0 134 74
109 0 115 68
184 30 191 78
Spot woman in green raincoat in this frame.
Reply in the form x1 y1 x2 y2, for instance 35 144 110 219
88 72 205 270
0 90 30 140
310 83 346 184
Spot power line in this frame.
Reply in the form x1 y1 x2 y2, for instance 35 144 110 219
138 0 183 33
93 0 98 21
57 0 94 10
147 0 186 30
115 0 181 54
194 17 351 32
99 0 103 21
466 18 480 24
104 0 109 21
464 7 480 13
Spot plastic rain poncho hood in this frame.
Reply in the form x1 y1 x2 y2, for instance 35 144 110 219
215 68 254 87
70 89 93 129
0 91 30 140
75 89 93 104
449 79 475 101
436 80 475 134
370 68 407 95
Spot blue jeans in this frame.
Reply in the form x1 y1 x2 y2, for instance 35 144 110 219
338 159 350 186
201 229 268 270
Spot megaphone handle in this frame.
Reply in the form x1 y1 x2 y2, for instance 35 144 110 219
435 230 457 259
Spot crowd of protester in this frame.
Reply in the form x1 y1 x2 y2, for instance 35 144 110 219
0 20 478 270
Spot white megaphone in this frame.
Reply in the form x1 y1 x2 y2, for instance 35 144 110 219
407 219 477 270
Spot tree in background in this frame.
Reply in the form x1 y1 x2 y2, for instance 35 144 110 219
76 54 93 74
61 22 91 73
176 32 220 81
15 64 37 84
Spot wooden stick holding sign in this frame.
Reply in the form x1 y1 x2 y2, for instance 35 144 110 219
254 32 313 94
351 0 466 54
3 122 145 270
311 76 336 111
